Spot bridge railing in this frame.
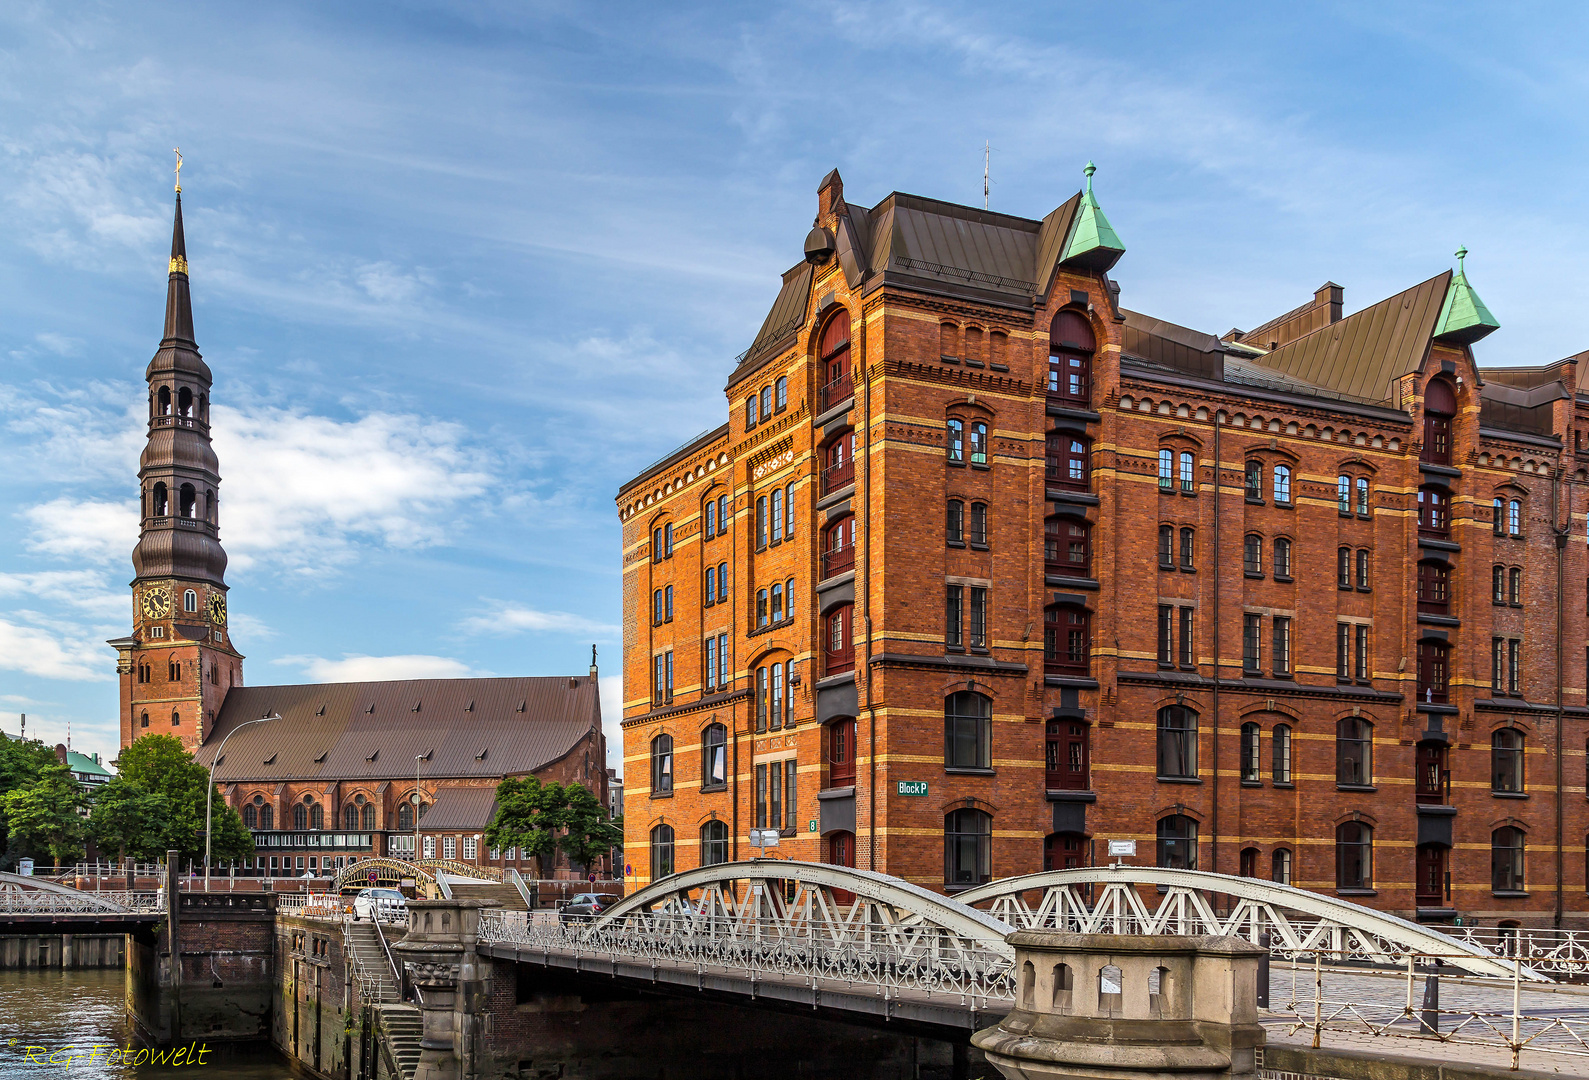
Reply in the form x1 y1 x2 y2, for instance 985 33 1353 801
0 888 164 914
478 907 1015 1007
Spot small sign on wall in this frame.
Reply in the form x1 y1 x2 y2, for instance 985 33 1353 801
808 819 818 832
1107 840 1137 859
896 781 929 796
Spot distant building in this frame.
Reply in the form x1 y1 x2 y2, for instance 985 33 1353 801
54 746 114 795
106 189 610 880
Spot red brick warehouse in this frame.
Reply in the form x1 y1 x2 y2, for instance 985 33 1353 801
616 166 1588 931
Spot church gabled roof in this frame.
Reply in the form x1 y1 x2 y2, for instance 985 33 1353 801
1433 246 1500 345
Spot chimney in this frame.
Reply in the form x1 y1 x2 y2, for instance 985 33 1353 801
55 743 67 764
1315 281 1343 324
817 168 845 224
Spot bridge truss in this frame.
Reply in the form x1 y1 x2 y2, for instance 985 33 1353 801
0 871 162 914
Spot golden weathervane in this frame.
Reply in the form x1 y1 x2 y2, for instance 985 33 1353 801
173 147 183 193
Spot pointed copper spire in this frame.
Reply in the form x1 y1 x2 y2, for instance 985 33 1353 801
163 194 195 345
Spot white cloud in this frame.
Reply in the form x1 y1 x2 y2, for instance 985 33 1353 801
225 611 276 641
0 618 112 682
35 332 82 356
460 602 620 639
0 570 125 619
273 653 482 682
20 498 139 565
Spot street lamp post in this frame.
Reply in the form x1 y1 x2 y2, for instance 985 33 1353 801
204 714 279 894
415 754 424 862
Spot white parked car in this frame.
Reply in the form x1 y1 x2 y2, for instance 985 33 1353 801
351 887 407 922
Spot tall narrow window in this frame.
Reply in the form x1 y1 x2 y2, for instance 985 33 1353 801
718 495 730 533
756 496 769 548
701 820 729 866
1179 451 1195 493
1492 827 1525 892
1242 614 1262 673
947 419 964 463
770 488 784 543
756 589 768 626
1156 706 1197 779
1422 379 1455 465
785 481 795 536
1272 616 1291 676
1272 848 1292 885
1044 605 1089 675
755 666 769 732
1337 718 1372 786
1494 497 1506 536
1418 640 1449 703
664 585 673 622
1508 499 1521 536
1492 728 1525 793
1356 477 1370 515
945 586 964 648
1048 308 1094 406
1158 525 1173 567
1243 534 1262 575
770 582 783 622
746 395 758 429
760 385 773 422
705 498 717 539
718 562 729 602
1508 567 1522 605
1272 724 1292 783
1239 722 1260 782
1158 449 1173 490
1338 547 1352 588
1273 465 1291 504
1355 625 1369 681
1493 564 1507 603
1177 607 1194 667
826 605 854 675
769 663 784 729
968 587 988 648
1273 537 1291 578
969 502 988 546
1156 815 1197 869
945 808 993 885
1157 605 1174 665
1508 639 1521 695
1179 527 1194 569
716 632 729 688
944 691 992 769
820 309 852 412
705 566 717 606
970 422 988 466
650 825 675 880
1356 550 1370 590
651 735 674 795
1245 460 1262 500
1337 475 1351 513
828 718 856 786
704 636 718 689
663 523 673 557
1336 822 1373 889
775 376 787 411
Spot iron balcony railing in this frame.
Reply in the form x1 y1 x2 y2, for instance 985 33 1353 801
822 457 854 496
822 543 855 580
820 372 853 413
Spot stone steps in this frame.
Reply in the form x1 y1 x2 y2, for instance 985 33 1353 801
344 920 401 1004
448 881 530 911
376 1004 423 1080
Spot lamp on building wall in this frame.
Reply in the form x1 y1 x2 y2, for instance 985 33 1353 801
204 713 279 894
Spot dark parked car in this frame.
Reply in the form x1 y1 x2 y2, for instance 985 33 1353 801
560 893 621 922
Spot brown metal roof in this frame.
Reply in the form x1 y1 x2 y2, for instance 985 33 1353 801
742 262 813 363
418 787 498 831
198 677 598 783
869 193 1043 295
1121 309 1225 381
1252 272 1451 404
1033 193 1083 299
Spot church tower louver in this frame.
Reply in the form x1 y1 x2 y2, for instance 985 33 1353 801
109 180 243 752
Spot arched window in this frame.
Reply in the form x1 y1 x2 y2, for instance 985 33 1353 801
1418 560 1450 615
1156 815 1197 869
1158 524 1173 567
775 376 788 412
1273 464 1291 504
1271 848 1292 885
651 589 663 625
759 385 773 423
206 489 216 523
705 497 718 539
1337 718 1373 786
1492 564 1506 603
1272 724 1292 783
819 309 852 411
702 723 727 789
969 421 988 466
1243 533 1262 575
704 565 716 605
309 802 323 830
717 561 729 602
1492 728 1525 793
152 482 168 517
1156 705 1197 779
1418 486 1449 535
1044 604 1090 675
1239 846 1258 877
1046 433 1089 491
1273 537 1291 578
769 662 785 727
1417 640 1449 703
651 734 674 795
1422 378 1456 465
1048 308 1094 406
1046 518 1089 577
946 418 964 463
362 804 375 830
170 708 180 727
827 830 856 868
1158 449 1173 489
184 589 198 613
343 804 357 830
1239 722 1260 782
824 515 855 578
828 717 856 786
1492 827 1525 893
293 803 307 830
970 501 988 545
1179 451 1195 493
1416 843 1447 907
1045 719 1089 790
947 499 964 543
1245 460 1262 500
1336 475 1351 513
1508 566 1522 605
1493 496 1505 536
944 691 992 769
1356 550 1370 590
769 582 784 623
1508 499 1522 536
199 393 208 421
1336 822 1373 889
825 603 854 675
259 804 273 830
1179 527 1194 569
177 387 193 418
944 807 993 886
700 820 729 866
770 487 784 543
398 803 413 831
243 804 258 829
1044 831 1089 872
1337 547 1351 588
650 824 675 880
1356 477 1370 515
157 386 171 415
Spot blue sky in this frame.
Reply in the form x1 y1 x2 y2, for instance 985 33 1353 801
2 2 1586 773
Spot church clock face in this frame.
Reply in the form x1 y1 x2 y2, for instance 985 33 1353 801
140 587 171 620
208 593 227 626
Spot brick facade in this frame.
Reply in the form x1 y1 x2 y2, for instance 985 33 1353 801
617 170 1589 931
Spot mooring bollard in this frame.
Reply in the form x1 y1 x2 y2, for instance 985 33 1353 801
1256 932 1270 1010
1419 973 1440 1035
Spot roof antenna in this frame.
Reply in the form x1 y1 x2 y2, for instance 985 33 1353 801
983 140 993 210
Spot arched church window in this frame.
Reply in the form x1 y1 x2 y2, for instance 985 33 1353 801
157 386 171 416
140 711 149 728
184 589 198 613
179 483 196 519
293 802 307 830
152 482 168 517
170 708 180 727
178 387 193 418
362 803 375 830
398 803 413 831
344 804 357 830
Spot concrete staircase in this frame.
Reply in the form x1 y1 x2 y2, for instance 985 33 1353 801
375 1003 423 1080
344 919 400 1004
447 880 530 911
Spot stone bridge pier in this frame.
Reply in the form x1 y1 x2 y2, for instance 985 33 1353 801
392 899 497 1080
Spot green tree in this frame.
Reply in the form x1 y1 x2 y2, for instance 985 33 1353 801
484 776 563 879
0 736 63 869
1 761 87 865
89 735 253 864
557 784 622 876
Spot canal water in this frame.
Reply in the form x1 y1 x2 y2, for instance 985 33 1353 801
0 969 292 1078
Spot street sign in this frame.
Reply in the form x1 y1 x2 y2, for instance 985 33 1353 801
808 819 818 832
368 871 377 884
896 781 929 796
750 829 780 848
1107 840 1137 858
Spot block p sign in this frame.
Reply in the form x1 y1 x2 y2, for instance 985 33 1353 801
896 780 929 796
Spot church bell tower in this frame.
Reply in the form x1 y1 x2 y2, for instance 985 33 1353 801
109 172 243 751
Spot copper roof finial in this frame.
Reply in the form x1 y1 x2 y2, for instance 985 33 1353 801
1084 160 1096 192
1455 245 1468 271
173 147 183 193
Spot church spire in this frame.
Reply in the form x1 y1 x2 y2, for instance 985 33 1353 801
163 192 196 345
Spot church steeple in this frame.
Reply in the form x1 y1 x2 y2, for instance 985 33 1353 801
112 175 243 753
